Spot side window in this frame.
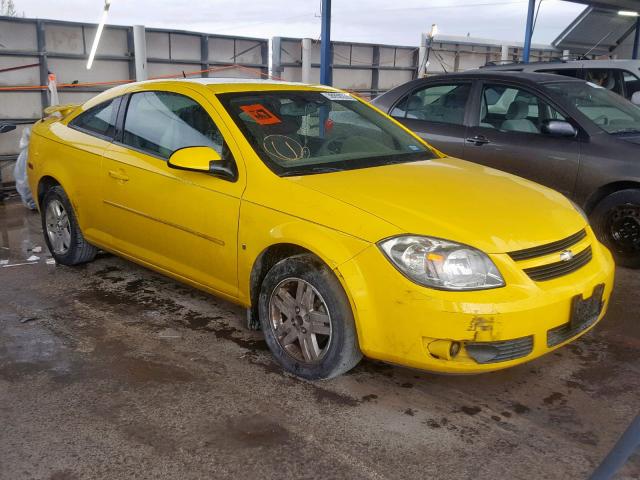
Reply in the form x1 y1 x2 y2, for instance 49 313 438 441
623 70 640 98
69 99 117 139
480 84 566 134
122 91 226 160
537 69 580 79
584 69 623 95
391 83 471 126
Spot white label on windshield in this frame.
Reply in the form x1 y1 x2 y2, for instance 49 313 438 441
321 92 357 101
587 81 604 89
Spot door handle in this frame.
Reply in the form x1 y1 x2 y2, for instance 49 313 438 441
108 170 129 182
466 135 490 146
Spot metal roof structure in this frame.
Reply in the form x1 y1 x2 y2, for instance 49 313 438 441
521 0 640 61
553 6 639 55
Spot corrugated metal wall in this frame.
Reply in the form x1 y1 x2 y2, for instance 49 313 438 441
272 37 418 98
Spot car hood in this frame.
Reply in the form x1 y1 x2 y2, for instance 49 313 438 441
288 157 585 253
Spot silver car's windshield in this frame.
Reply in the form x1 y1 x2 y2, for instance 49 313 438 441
546 81 640 135
218 90 434 176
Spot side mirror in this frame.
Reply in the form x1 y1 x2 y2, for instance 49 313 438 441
542 120 577 138
632 91 640 106
0 123 16 134
168 146 236 180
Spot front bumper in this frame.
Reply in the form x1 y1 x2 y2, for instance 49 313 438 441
336 229 615 374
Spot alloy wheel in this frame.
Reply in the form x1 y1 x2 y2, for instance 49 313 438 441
269 277 332 364
45 199 71 255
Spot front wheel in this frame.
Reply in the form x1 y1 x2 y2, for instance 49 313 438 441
258 254 362 379
591 189 640 269
41 185 97 266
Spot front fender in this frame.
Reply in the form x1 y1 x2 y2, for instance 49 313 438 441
237 200 371 306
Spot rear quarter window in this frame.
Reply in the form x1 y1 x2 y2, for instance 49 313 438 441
69 99 117 139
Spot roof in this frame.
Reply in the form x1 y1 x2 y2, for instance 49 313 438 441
77 77 339 112
432 34 556 51
132 77 337 94
483 58 640 71
422 70 585 84
553 6 638 55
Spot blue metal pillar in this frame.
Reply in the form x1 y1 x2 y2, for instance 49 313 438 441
320 0 332 85
589 414 640 480
633 17 640 60
522 0 536 63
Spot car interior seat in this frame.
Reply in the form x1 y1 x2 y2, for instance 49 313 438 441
479 101 495 129
500 100 539 133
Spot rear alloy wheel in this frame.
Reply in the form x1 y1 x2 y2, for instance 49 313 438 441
41 186 97 266
258 253 362 379
592 189 640 269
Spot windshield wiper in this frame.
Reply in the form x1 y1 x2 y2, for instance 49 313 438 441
610 128 640 135
280 166 345 177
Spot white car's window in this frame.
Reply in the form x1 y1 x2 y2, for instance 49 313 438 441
219 90 433 176
122 91 225 160
623 70 640 98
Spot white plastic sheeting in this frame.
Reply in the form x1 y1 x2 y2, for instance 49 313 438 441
13 127 35 210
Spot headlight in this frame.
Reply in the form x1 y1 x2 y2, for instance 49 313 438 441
378 235 505 291
569 199 589 224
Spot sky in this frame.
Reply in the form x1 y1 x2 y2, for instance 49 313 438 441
12 0 587 46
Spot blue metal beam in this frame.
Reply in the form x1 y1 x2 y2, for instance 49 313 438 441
633 17 640 60
320 0 332 85
522 0 536 63
589 414 640 480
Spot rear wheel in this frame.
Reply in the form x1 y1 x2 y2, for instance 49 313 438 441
591 189 640 269
258 253 362 379
41 186 97 266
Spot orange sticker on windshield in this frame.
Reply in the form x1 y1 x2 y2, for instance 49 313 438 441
240 104 281 125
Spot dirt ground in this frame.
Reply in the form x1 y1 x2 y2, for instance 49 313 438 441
1 197 639 480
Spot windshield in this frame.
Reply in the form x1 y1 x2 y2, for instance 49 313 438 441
545 81 640 135
218 90 434 176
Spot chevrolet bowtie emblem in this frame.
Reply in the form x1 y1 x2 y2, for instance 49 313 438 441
560 250 574 262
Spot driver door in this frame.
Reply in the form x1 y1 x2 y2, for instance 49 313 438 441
101 88 245 298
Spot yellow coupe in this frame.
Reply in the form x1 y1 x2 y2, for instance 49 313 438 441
28 79 614 379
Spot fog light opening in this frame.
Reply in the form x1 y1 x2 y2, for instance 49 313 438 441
427 340 460 361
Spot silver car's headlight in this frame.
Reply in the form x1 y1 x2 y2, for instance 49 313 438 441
378 235 505 291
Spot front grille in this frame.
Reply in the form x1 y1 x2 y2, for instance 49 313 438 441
547 313 599 347
508 229 587 261
523 246 592 281
465 336 533 364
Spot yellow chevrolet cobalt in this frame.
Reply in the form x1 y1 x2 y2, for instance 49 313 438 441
28 78 614 379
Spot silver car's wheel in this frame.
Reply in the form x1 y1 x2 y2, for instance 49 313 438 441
269 277 332 364
45 199 71 255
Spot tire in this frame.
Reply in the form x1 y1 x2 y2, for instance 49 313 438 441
41 185 97 266
590 189 640 269
258 253 362 380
